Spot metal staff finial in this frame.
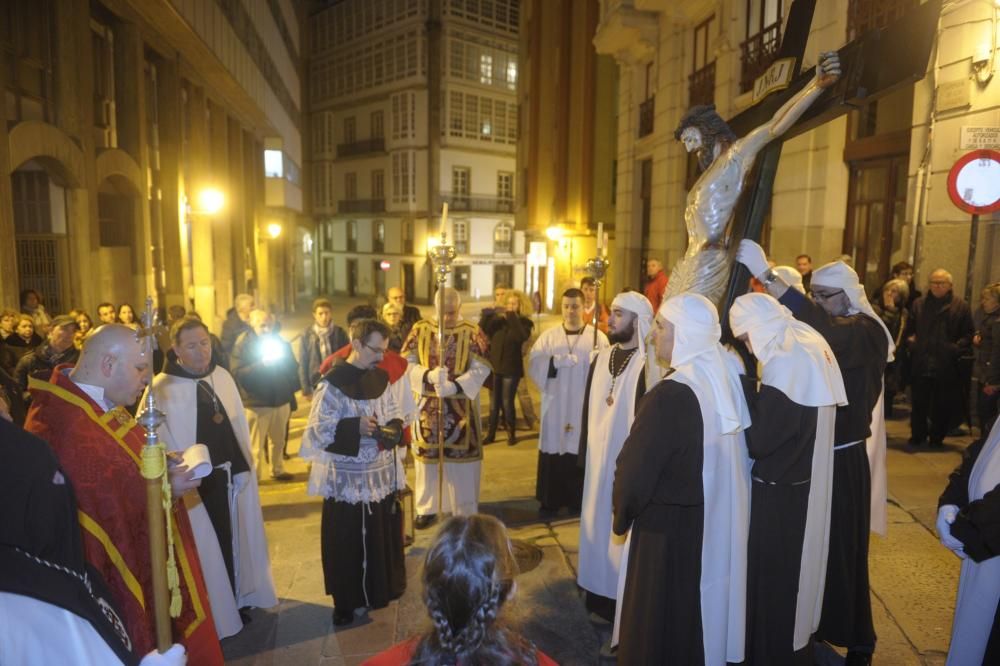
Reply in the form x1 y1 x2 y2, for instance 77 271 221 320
586 224 610 350
427 203 456 517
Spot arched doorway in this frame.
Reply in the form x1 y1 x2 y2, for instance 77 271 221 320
11 158 72 314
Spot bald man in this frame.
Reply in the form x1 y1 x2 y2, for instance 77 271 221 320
23 324 224 663
401 288 491 528
387 286 421 340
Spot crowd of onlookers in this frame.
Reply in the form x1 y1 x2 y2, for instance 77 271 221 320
789 257 999 445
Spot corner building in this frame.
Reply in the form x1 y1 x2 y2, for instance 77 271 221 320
307 0 525 304
593 0 999 297
0 0 306 325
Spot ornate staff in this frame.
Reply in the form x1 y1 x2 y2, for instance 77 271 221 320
586 223 610 350
427 203 456 516
135 297 175 652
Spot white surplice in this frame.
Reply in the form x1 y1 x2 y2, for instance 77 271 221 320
578 345 645 599
527 325 609 456
149 366 278 639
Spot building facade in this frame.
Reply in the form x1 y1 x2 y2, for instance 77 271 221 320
593 0 999 299
516 0 620 311
0 0 306 330
307 0 525 305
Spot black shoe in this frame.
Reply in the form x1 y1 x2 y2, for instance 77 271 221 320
506 428 516 446
538 506 558 519
908 437 926 447
929 439 945 448
845 650 872 666
271 472 294 482
332 608 354 626
415 514 438 530
483 431 497 445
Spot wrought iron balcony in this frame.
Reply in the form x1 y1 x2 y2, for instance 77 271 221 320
338 198 385 214
688 61 716 107
438 194 515 214
638 96 655 138
740 21 782 94
336 137 385 158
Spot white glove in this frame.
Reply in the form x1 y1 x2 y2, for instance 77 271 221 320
426 367 448 386
937 505 967 558
140 644 187 666
736 239 770 279
435 380 458 398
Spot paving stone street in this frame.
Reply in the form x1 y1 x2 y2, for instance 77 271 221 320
220 301 971 665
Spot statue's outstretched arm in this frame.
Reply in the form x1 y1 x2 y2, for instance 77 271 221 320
732 51 842 164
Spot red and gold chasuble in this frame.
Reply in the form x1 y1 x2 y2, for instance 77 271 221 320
401 320 489 463
24 368 224 664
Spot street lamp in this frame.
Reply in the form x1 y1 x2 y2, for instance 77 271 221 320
195 188 225 215
267 222 282 239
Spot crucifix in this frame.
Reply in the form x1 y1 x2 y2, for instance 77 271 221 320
663 0 941 335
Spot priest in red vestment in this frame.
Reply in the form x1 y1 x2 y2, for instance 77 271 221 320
23 324 224 665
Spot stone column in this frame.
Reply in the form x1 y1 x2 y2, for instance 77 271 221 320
187 87 218 330
0 29 17 308
209 102 233 327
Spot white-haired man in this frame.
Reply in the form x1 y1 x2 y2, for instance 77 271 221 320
401 288 491 528
738 239 892 666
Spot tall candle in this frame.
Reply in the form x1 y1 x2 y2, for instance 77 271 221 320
603 232 609 257
597 222 603 251
440 202 449 237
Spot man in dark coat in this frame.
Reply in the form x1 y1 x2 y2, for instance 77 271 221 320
221 293 255 355
907 269 974 447
230 310 300 481
298 297 349 397
14 314 79 402
387 287 421 340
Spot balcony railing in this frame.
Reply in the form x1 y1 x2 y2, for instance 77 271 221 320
336 137 386 158
638 96 655 138
438 194 515 214
740 21 782 93
688 61 716 107
338 199 386 214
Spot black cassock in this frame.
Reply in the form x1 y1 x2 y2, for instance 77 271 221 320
779 289 888 651
939 436 1000 663
612 378 705 664
741 379 818 665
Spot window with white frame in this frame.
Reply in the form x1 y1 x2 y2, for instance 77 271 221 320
347 220 358 251
447 31 518 91
445 0 518 34
373 219 385 253
311 28 423 103
493 222 513 254
371 110 384 139
497 171 513 201
344 116 356 144
391 92 416 140
372 169 385 200
403 218 414 253
452 219 469 253
446 90 517 144
392 152 415 203
452 167 470 196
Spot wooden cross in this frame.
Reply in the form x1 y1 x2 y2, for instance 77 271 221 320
718 0 942 335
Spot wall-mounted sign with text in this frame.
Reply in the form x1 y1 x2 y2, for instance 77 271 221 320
960 126 1000 150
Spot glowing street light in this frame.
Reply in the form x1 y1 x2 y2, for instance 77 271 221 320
545 225 565 241
196 188 225 215
267 222 283 239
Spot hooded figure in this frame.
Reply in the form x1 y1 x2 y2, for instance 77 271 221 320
730 292 847 665
612 293 752 665
577 291 653 625
737 241 890 665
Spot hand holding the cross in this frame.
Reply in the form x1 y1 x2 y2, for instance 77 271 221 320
815 51 841 89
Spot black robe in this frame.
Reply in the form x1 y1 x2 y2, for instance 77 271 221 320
319 361 406 614
779 289 888 651
741 379 820 665
612 378 705 664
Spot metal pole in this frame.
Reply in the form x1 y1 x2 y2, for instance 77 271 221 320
136 297 171 652
428 204 456 516
965 213 980 304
